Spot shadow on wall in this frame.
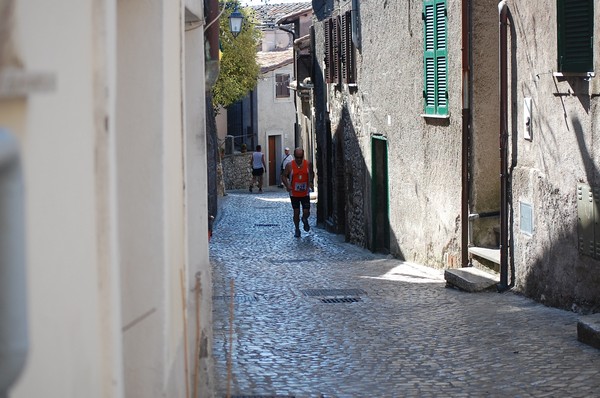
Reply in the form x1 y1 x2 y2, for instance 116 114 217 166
519 104 600 311
326 103 407 261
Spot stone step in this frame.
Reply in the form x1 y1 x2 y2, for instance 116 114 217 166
468 246 500 264
444 267 499 292
577 314 600 350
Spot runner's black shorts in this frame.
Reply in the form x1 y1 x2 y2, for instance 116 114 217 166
252 167 264 176
290 195 310 210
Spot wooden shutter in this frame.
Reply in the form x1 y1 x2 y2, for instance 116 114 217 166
435 1 448 114
324 19 332 83
341 12 348 83
557 0 593 73
275 74 290 98
423 0 447 115
342 11 356 84
332 17 340 84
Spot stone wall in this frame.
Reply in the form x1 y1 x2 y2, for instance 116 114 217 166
221 152 252 190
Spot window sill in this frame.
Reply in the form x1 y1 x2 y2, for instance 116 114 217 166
553 71 595 79
421 113 450 119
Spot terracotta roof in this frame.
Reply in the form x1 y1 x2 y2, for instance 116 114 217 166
249 2 311 27
257 48 294 73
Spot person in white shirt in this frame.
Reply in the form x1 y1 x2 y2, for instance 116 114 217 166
279 147 292 188
249 145 266 193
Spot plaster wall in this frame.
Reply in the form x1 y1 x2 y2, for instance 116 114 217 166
257 66 295 183
116 1 166 395
183 6 214 393
1 0 212 396
261 29 291 51
315 0 463 266
469 0 501 248
4 0 123 396
506 1 600 311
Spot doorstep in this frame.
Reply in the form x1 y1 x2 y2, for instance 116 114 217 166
577 314 600 350
444 267 499 292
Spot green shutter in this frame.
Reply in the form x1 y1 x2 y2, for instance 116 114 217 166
423 0 448 116
557 0 594 73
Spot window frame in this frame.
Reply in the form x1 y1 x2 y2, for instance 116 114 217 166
275 73 291 99
422 0 448 117
556 0 594 73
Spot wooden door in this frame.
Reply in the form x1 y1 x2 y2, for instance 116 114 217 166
371 136 390 253
268 136 276 186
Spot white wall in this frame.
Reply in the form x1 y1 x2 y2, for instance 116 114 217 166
257 66 295 183
3 0 123 396
1 0 212 396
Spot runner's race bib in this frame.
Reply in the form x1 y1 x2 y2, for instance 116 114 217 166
295 182 307 192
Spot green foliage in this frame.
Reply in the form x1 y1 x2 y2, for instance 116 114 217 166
212 3 261 110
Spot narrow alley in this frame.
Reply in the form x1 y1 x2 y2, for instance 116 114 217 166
210 188 600 398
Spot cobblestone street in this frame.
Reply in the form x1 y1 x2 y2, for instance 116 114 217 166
210 188 600 398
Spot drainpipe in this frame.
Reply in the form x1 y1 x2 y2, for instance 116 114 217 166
461 0 471 267
0 129 28 396
498 0 509 290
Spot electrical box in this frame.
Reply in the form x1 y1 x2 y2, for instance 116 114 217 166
524 97 532 140
577 183 600 258
520 201 533 235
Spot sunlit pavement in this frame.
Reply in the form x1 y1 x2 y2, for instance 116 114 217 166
210 187 600 398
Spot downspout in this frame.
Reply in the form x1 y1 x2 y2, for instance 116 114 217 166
461 0 471 267
498 0 509 291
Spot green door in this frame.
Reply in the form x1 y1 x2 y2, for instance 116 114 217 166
371 136 390 253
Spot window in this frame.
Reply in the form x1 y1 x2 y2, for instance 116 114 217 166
423 0 448 116
324 12 356 85
324 18 333 83
557 0 594 73
341 11 356 84
275 73 290 98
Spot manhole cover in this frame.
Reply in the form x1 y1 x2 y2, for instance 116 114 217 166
300 288 366 297
320 297 362 303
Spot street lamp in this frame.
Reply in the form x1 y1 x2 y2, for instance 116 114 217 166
228 5 244 37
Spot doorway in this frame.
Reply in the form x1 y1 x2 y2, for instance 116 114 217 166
268 136 277 186
371 136 390 253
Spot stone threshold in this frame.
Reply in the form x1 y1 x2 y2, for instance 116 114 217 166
577 314 600 350
444 267 499 292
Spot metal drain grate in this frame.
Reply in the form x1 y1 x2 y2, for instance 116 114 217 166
254 223 279 227
320 297 362 303
230 396 295 398
269 258 314 264
301 288 366 297
212 294 258 303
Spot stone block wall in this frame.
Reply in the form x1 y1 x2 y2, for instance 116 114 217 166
221 152 252 190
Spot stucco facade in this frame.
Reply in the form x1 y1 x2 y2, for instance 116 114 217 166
1 0 214 396
312 0 465 262
257 59 295 185
505 1 600 311
310 0 600 311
